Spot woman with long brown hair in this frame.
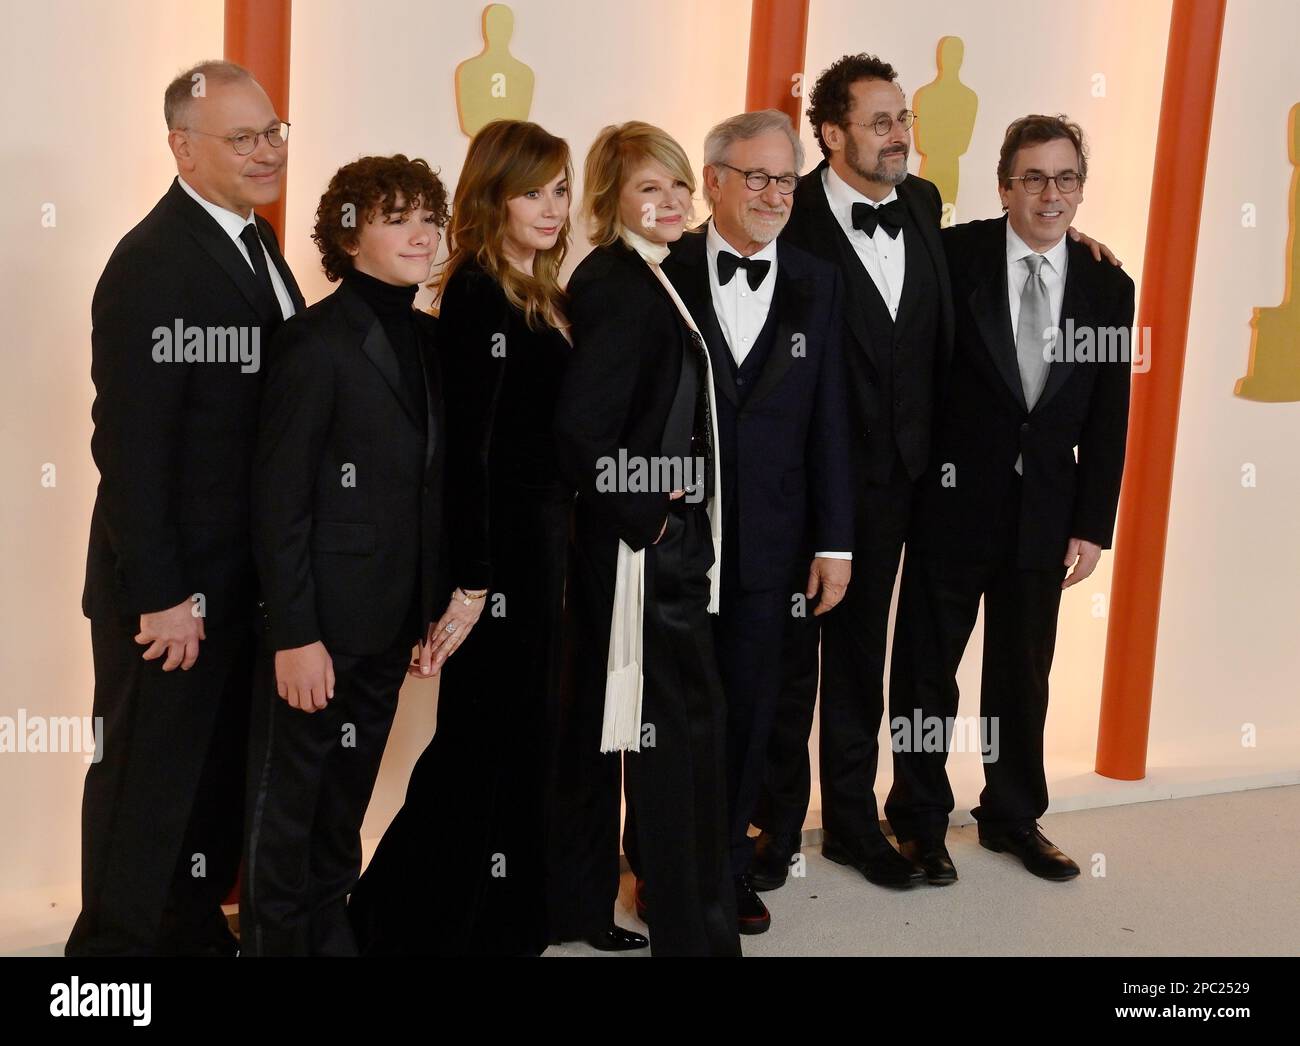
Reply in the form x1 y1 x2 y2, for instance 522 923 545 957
348 120 575 955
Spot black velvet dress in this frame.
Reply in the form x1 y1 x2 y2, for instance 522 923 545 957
348 260 572 955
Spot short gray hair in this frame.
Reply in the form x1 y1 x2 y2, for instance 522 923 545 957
704 109 805 174
164 60 253 130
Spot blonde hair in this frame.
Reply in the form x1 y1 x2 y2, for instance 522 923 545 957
436 120 571 331
581 121 696 248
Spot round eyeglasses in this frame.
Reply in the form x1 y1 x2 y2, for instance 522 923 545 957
715 162 799 195
184 121 291 156
845 111 917 137
1007 171 1083 194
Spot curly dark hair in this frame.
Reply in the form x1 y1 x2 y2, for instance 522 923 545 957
996 114 1088 187
312 154 450 282
806 53 900 159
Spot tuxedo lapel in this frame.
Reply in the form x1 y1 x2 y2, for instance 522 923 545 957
896 176 945 330
337 282 424 429
798 162 882 376
167 179 272 318
257 215 306 313
1034 238 1091 412
746 246 809 408
968 219 1028 411
417 314 440 468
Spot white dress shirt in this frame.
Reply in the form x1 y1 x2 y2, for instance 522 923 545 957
702 222 849 562
1006 221 1067 347
823 165 906 320
178 175 295 321
705 221 778 368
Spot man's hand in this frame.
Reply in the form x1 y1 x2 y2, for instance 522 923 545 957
806 556 851 615
136 597 205 671
1067 226 1122 267
1062 537 1102 590
275 641 335 712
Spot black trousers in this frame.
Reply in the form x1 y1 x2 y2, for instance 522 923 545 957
885 479 1066 841
241 635 410 956
714 582 789 875
757 466 913 844
623 506 739 955
67 614 253 956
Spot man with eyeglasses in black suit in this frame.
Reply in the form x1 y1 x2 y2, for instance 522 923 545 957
886 114 1133 881
70 60 302 956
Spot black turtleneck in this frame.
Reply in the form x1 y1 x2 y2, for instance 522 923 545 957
342 266 427 435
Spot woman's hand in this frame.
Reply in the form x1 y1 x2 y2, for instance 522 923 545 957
654 489 687 544
410 588 488 677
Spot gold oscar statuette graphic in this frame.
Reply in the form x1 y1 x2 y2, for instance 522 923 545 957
456 4 535 137
1235 102 1300 403
913 35 978 224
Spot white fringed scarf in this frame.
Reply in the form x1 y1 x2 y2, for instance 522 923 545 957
600 229 723 753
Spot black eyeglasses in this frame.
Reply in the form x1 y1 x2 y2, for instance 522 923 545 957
716 162 799 195
184 121 291 156
1007 171 1083 194
845 111 916 137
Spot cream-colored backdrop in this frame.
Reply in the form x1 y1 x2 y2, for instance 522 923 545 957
1149 1 1300 776
3 0 1298 948
0 0 226 911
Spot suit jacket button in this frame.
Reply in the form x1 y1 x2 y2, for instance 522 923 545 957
1020 422 1030 432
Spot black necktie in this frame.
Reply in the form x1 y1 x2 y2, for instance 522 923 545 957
851 199 907 239
716 250 771 290
239 222 280 321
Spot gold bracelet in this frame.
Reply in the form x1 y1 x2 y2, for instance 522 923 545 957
456 587 488 605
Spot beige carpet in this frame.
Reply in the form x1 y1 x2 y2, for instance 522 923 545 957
545 784 1300 957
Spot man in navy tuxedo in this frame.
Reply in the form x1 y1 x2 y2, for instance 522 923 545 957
663 109 855 934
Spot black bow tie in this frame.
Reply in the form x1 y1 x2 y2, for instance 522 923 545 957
852 199 907 239
716 251 771 290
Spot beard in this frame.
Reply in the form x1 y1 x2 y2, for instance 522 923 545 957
847 134 909 186
739 201 789 244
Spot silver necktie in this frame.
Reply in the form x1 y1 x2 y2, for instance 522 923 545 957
1016 253 1053 408
1014 254 1053 474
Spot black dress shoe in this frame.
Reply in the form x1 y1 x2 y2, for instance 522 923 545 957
822 831 925 888
899 838 958 886
979 824 1080 881
585 925 649 951
735 874 771 935
750 830 802 892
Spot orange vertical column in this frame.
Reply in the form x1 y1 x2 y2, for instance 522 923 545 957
1095 0 1227 779
224 0 293 240
745 0 810 126
221 0 292 913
